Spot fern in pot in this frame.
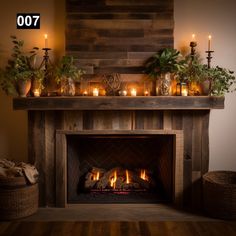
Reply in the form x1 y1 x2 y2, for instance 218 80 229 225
145 48 186 95
0 36 40 97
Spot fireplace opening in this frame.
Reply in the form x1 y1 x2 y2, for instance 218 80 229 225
67 134 174 204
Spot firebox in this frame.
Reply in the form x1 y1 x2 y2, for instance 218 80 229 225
66 133 179 204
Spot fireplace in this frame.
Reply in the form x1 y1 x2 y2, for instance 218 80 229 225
66 134 178 204
56 129 183 207
13 96 224 208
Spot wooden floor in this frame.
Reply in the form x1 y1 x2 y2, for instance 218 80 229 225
1 221 236 236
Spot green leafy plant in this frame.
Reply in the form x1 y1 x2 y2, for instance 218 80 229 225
54 55 85 84
0 35 40 95
177 54 206 83
145 48 186 79
205 66 236 96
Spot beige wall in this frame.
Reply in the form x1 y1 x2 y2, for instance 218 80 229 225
0 0 65 162
175 0 236 171
1 0 236 170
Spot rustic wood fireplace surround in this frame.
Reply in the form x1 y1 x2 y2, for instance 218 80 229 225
13 97 224 208
13 0 224 209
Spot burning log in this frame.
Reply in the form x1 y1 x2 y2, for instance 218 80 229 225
84 167 106 189
83 166 154 191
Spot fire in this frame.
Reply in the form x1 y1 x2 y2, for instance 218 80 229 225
140 169 148 181
126 170 130 184
110 171 117 189
92 171 100 181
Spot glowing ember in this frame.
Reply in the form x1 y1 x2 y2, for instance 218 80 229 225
110 171 117 189
126 170 130 184
140 169 148 181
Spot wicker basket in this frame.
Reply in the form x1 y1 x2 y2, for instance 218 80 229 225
203 171 236 220
0 180 38 220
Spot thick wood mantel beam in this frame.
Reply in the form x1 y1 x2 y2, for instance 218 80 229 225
13 96 224 111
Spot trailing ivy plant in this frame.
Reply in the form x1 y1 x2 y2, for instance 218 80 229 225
205 66 236 96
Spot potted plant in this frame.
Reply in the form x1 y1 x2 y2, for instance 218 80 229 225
54 56 85 96
0 36 40 97
177 54 205 95
145 48 186 95
204 66 236 96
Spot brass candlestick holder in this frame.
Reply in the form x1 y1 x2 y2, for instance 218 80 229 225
190 41 197 60
205 50 214 68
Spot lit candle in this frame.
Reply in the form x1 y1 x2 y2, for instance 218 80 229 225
33 89 40 97
192 33 196 42
130 88 137 96
83 90 88 96
93 88 99 96
208 35 212 51
44 34 48 48
144 90 149 96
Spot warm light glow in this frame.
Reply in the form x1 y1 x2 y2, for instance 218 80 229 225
144 90 149 96
126 170 130 184
44 34 48 48
83 90 88 96
131 88 137 96
93 88 99 96
208 35 212 51
140 169 148 181
33 89 40 97
96 172 100 181
110 171 117 189
181 88 188 96
192 34 196 41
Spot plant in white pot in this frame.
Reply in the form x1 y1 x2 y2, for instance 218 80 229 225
145 48 186 95
0 36 40 97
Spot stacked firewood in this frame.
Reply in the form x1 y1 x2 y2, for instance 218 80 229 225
84 167 155 191
0 159 38 184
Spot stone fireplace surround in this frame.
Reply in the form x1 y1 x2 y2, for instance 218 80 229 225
13 96 224 209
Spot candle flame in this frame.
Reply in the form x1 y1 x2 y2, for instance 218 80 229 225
126 170 130 184
192 34 195 40
44 34 48 39
208 35 212 40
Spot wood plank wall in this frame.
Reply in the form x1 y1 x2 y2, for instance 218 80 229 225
29 110 209 210
66 0 174 74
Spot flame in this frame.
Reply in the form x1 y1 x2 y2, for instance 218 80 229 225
92 171 99 181
110 171 117 189
96 172 100 181
140 169 148 181
126 170 130 184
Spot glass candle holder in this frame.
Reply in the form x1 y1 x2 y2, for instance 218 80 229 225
130 88 137 96
181 83 188 96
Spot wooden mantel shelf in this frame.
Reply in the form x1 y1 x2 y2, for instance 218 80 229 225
13 96 224 110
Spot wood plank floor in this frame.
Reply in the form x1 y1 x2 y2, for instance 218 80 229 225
1 221 236 236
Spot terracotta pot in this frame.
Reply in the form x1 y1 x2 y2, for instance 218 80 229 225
201 80 211 95
17 79 31 97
